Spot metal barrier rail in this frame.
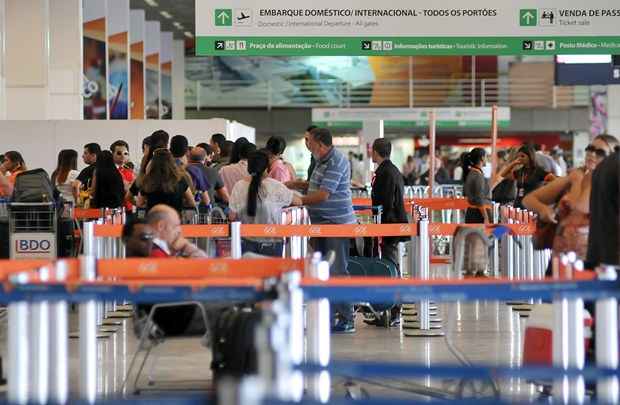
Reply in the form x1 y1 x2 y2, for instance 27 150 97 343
187 78 590 110
2 255 617 404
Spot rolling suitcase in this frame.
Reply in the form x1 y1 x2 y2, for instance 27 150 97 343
211 307 261 382
348 256 400 327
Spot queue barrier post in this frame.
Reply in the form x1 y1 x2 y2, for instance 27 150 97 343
492 202 500 278
80 221 98 404
8 272 30 405
301 208 309 258
502 210 515 280
305 252 331 403
552 254 585 403
231 221 242 259
596 265 619 403
567 261 586 403
30 266 50 404
49 260 69 405
279 271 304 401
95 219 105 327
419 216 431 331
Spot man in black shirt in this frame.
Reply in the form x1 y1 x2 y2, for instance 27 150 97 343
305 125 318 180
371 138 408 268
77 143 101 191
587 148 620 268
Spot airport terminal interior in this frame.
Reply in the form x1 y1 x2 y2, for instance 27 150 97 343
0 0 618 404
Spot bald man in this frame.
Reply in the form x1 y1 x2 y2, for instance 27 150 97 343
146 204 207 258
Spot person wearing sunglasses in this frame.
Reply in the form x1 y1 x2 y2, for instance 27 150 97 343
111 140 136 209
524 134 619 260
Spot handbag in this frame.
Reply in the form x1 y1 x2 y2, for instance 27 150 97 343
533 219 557 250
492 178 517 204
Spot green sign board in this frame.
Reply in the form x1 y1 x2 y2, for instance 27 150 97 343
196 1 620 56
311 107 511 129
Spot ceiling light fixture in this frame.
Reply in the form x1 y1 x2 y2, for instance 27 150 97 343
173 21 184 29
159 10 173 19
144 0 158 7
184 31 194 38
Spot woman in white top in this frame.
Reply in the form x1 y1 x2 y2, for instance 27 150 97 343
230 150 302 256
51 149 80 204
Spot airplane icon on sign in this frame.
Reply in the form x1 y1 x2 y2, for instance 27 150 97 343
238 12 250 21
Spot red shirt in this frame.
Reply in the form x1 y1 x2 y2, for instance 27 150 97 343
150 246 170 258
118 166 135 210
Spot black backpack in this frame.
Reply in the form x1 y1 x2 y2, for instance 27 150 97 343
211 307 260 381
11 169 58 203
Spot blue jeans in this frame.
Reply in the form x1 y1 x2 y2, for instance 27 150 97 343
311 237 354 323
242 239 283 257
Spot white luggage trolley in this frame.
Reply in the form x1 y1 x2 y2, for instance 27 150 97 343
9 202 57 260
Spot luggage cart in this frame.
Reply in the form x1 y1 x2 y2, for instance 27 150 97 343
9 202 57 260
187 205 230 257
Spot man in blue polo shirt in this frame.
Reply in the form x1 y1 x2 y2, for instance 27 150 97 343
299 128 357 333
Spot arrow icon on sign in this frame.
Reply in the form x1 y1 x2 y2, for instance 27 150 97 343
217 10 230 25
522 11 534 24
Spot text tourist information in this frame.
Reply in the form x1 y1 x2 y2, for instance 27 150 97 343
196 0 620 56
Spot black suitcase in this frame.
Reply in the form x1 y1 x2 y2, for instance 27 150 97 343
211 307 261 381
348 256 400 327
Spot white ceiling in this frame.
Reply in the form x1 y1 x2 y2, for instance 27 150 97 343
130 0 195 40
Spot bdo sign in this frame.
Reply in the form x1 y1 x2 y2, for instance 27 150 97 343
10 232 56 259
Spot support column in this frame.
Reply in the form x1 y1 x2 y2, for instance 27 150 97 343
0 0 6 120
607 84 620 136
5 0 49 119
360 120 383 186
48 0 82 119
5 0 81 120
172 39 185 119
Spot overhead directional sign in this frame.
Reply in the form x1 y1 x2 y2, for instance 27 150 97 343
196 0 620 56
311 107 511 129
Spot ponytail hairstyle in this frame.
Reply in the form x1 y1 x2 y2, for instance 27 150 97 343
462 147 486 181
246 150 270 217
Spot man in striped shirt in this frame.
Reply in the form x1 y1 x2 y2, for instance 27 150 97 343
299 128 357 333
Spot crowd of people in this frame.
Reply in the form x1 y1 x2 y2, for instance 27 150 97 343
0 127 617 332
401 143 569 187
460 135 619 270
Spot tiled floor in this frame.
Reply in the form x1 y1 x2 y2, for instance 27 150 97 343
0 298 542 402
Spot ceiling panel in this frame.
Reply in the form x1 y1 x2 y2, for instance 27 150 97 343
130 0 195 40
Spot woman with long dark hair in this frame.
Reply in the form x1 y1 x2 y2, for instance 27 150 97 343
462 148 491 223
91 151 125 209
134 148 195 213
229 150 302 256
499 143 554 208
228 137 249 165
52 149 80 204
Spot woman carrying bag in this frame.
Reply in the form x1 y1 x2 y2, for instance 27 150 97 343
524 134 618 259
